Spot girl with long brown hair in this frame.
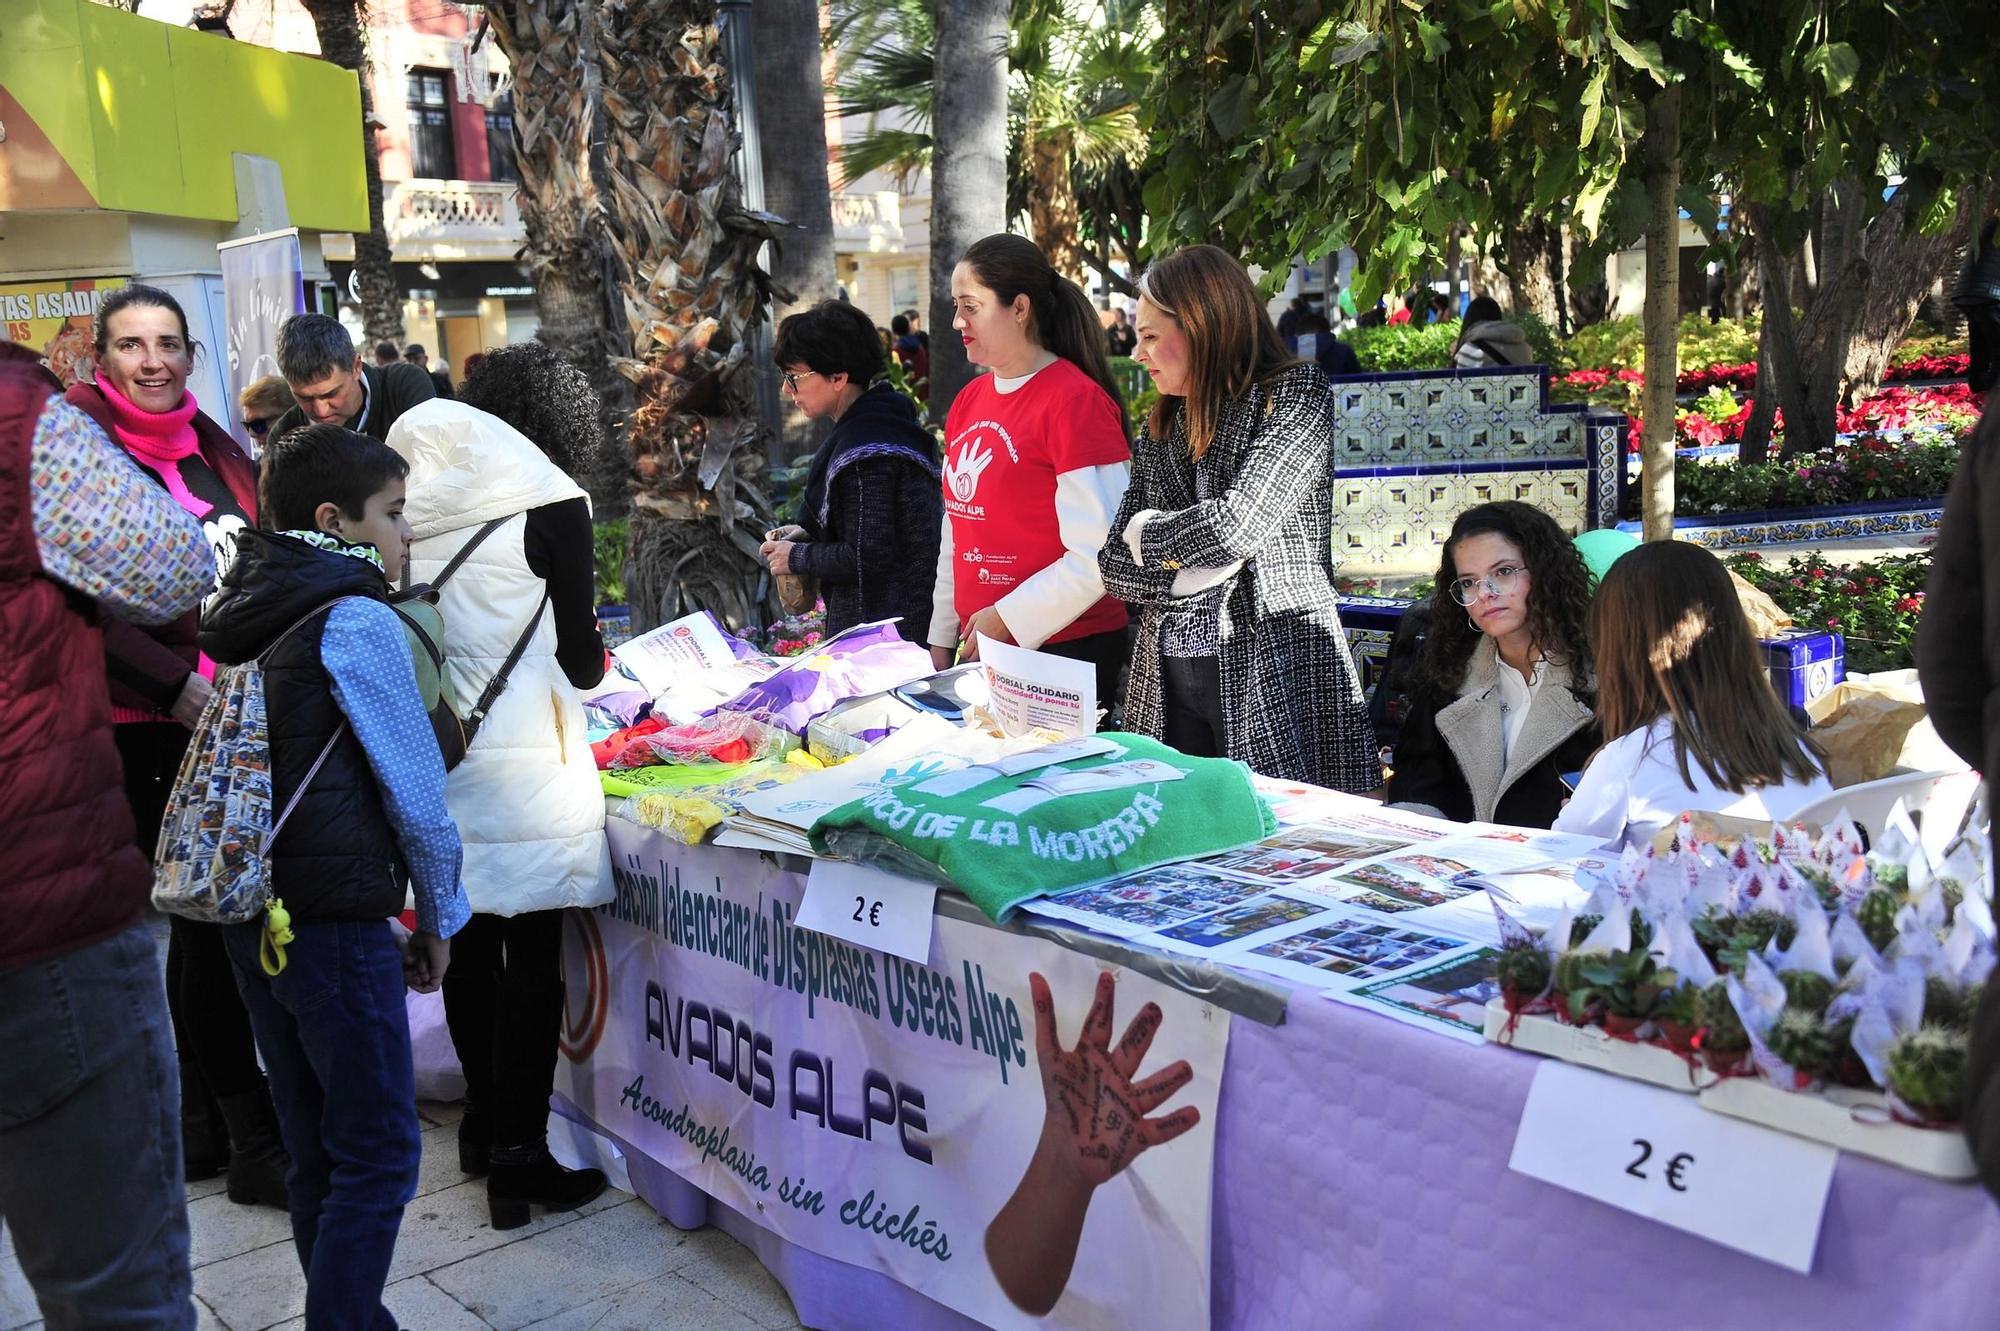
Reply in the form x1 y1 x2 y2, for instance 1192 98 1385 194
1385 502 1599 828
1097 244 1376 790
1555 541 1830 847
928 234 1132 704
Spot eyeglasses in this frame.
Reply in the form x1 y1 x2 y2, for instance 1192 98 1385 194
245 417 273 437
781 370 821 392
1448 564 1526 606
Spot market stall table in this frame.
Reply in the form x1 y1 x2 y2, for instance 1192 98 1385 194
548 816 2000 1331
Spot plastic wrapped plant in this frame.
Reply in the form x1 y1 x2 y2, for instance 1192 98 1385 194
1886 1025 1969 1125
1697 980 1750 1072
1780 970 1835 1014
1657 981 1705 1052
1766 1008 1840 1083
1924 976 1965 1030
1856 887 1900 953
1494 943 1552 1013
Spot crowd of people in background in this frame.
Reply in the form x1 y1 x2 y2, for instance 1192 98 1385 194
14 222 1995 1326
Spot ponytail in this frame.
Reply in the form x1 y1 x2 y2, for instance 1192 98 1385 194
960 234 1130 440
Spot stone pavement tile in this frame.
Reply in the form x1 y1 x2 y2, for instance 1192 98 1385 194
424 1198 731 1331
266 1274 493 1331
193 1293 228 1330
419 1099 467 1129
385 1177 627 1287
514 1273 767 1331
188 1174 231 1203
413 1118 480 1201
185 1188 294 1269
2 1250 38 1331
676 1230 805 1331
190 1236 306 1331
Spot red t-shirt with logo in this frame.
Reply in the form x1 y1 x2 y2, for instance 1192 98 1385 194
941 359 1129 645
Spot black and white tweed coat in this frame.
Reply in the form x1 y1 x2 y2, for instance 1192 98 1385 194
1099 361 1379 792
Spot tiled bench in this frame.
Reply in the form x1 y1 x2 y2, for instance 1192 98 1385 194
1328 365 1627 585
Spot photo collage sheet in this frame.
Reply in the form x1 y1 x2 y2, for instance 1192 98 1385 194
1025 783 1609 1043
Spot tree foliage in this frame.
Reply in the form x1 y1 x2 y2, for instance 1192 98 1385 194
831 0 1156 278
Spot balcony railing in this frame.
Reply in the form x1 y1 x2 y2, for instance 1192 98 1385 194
380 179 524 261
832 190 905 253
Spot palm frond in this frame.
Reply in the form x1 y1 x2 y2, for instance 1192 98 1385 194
836 128 933 189
1069 104 1147 170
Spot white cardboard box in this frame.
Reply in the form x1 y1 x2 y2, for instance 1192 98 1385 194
1698 1076 1976 1182
1483 998 1716 1094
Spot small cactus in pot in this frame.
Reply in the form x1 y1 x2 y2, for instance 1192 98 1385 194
1886 1026 1969 1125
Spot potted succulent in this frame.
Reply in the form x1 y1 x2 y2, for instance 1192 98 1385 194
1551 913 1603 1025
1656 981 1703 1053
1494 941 1553 1015
1857 887 1901 953
1764 1008 1840 1088
1886 1025 1969 1127
1695 980 1751 1074
1560 912 1667 1037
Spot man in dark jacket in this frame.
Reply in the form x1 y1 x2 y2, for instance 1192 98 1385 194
268 313 436 444
1915 407 2000 1204
0 361 213 1326
405 343 457 400
1957 216 2000 394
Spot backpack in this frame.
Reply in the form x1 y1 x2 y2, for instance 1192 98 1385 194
152 598 357 975
390 516 548 771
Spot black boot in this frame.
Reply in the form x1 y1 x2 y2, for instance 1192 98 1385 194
458 1099 490 1176
485 1143 607 1231
179 1057 229 1182
216 1086 291 1210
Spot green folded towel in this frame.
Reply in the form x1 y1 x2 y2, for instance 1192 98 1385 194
809 733 1275 920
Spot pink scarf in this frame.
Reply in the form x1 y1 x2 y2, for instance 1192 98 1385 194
94 375 209 516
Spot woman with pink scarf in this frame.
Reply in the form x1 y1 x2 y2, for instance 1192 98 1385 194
64 284 287 1209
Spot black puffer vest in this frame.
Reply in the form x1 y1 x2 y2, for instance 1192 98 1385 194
200 530 407 921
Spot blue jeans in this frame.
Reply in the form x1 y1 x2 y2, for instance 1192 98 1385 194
0 922 194 1330
224 919 420 1331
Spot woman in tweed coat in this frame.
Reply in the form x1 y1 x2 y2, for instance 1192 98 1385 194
1098 245 1378 792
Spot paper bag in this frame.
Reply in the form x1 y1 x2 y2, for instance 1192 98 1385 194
1731 572 1795 638
1806 670 1950 788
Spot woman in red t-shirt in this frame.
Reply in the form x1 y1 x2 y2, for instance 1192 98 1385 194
928 234 1132 705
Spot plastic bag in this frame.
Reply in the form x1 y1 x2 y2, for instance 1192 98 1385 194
608 712 797 770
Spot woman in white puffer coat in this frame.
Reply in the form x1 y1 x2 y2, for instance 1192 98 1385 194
386 356 610 1231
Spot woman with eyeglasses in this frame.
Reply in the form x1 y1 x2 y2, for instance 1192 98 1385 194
237 374 295 453
62 284 289 1207
1384 502 1599 828
758 300 941 641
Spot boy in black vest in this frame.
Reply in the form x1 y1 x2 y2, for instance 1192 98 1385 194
199 424 469 1328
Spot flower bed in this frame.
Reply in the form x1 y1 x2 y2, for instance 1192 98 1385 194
1553 353 1976 406
1674 434 1963 515
1725 551 1930 673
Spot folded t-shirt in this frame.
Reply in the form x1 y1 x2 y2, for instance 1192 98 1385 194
808 733 1275 920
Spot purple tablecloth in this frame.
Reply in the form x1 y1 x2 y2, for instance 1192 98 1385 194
555 977 2000 1330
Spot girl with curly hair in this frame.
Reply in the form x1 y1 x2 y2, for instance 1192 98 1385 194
1384 502 1598 827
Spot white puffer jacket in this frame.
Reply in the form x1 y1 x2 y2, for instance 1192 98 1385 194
387 399 611 916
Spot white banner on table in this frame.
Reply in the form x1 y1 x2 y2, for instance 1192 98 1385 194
562 824 1229 1331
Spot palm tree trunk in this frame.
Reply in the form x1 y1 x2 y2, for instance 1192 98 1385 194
300 1 402 343
485 0 633 514
597 2 780 633
754 0 841 469
1026 130 1085 283
928 0 1011 418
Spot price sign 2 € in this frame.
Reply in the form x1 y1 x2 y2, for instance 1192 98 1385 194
1508 1061 1837 1273
799 859 938 965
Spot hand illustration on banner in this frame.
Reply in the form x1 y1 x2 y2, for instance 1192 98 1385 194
985 970 1201 1316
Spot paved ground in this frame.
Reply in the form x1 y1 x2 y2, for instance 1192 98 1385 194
2 1095 809 1330
3 915 809 1331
